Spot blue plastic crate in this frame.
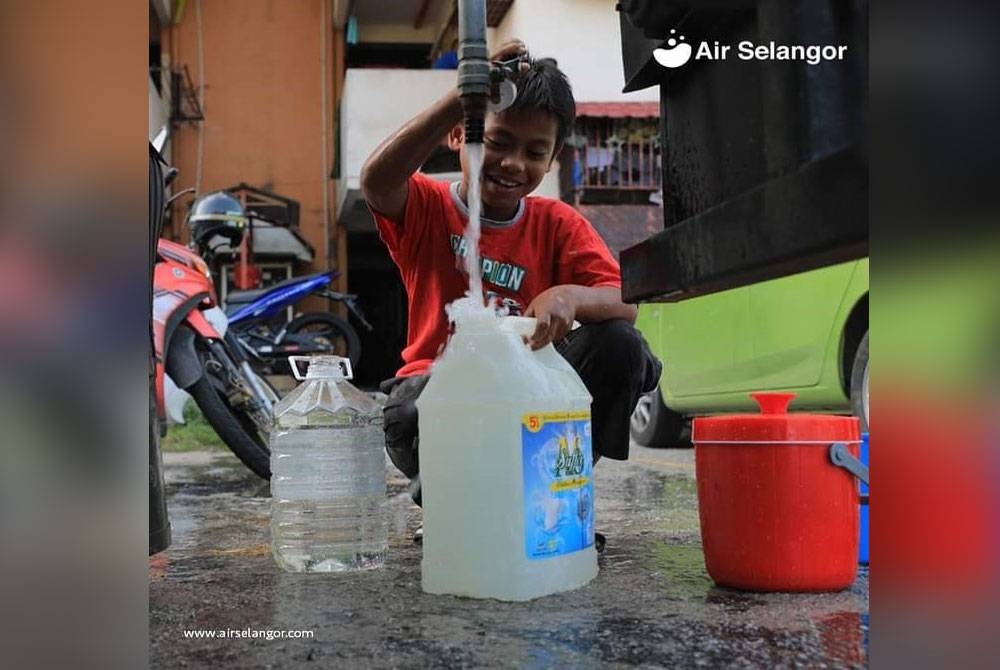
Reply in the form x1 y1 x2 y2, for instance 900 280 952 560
859 432 869 565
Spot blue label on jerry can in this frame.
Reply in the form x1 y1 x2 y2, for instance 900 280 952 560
522 411 595 560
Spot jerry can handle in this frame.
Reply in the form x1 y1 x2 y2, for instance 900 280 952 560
500 316 582 340
829 443 869 486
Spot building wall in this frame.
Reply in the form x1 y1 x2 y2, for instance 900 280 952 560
491 0 658 103
341 69 456 193
168 0 338 282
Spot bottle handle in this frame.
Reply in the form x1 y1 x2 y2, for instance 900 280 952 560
289 356 353 380
289 356 312 380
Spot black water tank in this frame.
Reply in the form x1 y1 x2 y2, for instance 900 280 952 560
618 0 868 301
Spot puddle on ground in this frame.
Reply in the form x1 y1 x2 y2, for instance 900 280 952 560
643 543 715 601
153 451 868 669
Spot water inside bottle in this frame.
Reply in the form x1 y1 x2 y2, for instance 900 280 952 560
271 425 386 572
269 355 387 573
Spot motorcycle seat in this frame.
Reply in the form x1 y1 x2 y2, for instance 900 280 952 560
225 272 335 308
225 286 270 306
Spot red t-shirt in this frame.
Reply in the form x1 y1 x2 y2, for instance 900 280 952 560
372 172 622 377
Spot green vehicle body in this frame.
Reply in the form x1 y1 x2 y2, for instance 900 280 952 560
635 259 869 415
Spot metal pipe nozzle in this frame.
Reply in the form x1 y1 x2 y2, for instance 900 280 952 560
457 0 489 144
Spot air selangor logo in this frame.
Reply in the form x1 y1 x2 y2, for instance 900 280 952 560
653 28 847 69
652 29 693 68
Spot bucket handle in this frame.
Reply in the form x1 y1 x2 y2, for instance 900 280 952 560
829 443 869 486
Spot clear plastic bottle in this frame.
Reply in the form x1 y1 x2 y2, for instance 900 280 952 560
270 355 386 572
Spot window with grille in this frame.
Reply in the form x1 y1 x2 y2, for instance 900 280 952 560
568 116 661 205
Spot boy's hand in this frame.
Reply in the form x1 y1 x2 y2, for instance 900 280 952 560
491 39 528 65
525 286 576 350
489 40 530 105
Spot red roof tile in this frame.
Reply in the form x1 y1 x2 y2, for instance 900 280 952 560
578 204 663 259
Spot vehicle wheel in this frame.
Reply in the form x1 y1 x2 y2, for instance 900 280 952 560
850 331 869 432
188 370 272 480
286 313 362 370
630 388 691 448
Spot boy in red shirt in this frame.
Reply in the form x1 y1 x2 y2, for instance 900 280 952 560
361 41 661 523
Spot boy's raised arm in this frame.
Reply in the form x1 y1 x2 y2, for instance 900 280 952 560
359 90 463 224
361 39 528 224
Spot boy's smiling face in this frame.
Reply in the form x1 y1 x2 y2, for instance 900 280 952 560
449 108 560 221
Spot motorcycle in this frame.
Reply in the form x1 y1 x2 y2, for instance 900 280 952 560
223 269 372 375
154 233 276 480
183 204 370 375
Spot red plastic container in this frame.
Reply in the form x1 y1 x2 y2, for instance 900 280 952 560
693 392 862 591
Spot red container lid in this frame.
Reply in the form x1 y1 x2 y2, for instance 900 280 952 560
693 392 861 444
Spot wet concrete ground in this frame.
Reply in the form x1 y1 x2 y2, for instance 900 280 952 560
150 447 868 668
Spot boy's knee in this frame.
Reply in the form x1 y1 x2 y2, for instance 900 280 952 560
578 319 646 367
564 320 661 393
381 375 429 479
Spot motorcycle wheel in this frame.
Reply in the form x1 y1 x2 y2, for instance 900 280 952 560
188 364 272 480
286 312 362 370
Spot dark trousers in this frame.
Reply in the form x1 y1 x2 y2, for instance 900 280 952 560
380 319 662 505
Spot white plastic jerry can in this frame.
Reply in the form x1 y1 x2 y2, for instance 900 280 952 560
417 313 599 601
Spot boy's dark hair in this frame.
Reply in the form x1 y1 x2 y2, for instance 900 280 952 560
507 58 576 152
